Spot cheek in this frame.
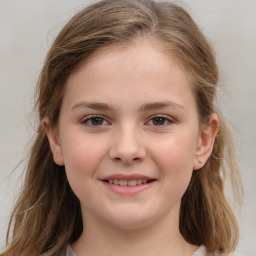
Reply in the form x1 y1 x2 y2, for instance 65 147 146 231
151 132 197 185
61 134 110 206
155 132 196 163
60 133 108 182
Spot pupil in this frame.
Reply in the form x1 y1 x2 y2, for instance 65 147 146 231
91 117 103 125
153 117 165 125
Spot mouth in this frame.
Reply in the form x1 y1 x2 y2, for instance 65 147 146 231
100 174 157 194
103 178 156 186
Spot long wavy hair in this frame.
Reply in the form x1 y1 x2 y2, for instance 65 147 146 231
1 0 243 255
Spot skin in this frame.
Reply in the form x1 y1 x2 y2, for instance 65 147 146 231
43 39 218 256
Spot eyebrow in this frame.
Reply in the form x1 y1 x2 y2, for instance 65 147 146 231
139 101 185 112
71 102 116 111
71 100 185 112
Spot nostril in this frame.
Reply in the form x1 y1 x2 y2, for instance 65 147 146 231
109 142 146 164
113 156 141 161
111 156 143 165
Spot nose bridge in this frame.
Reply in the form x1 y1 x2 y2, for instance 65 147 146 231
109 122 146 164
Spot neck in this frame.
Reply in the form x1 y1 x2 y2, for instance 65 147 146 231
72 205 198 256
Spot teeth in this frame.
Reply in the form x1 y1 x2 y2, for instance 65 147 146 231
136 179 142 185
119 180 128 186
128 179 136 186
107 179 151 186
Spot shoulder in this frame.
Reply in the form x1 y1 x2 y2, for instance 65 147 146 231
66 245 77 256
61 245 77 256
62 244 245 256
193 245 245 256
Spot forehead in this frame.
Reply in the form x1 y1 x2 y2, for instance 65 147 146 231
73 37 188 74
63 39 196 110
69 39 191 85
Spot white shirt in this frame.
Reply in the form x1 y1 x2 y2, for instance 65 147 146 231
65 244 244 256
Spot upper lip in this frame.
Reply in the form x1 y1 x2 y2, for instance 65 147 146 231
101 174 156 181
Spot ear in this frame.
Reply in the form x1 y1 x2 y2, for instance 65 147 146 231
42 117 64 166
193 113 218 170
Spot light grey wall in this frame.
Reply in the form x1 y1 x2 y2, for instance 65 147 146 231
0 0 255 255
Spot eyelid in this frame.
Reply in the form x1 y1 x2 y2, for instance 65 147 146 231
146 114 175 126
80 114 175 127
81 114 111 126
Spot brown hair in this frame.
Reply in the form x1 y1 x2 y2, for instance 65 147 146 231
1 0 243 255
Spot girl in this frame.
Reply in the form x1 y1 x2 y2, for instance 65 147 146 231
1 0 243 255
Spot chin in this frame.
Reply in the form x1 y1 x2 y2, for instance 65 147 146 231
109 217 154 231
102 207 158 230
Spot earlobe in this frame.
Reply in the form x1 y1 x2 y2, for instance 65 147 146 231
42 118 64 166
193 113 218 170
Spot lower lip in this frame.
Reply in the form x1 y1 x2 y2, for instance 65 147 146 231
102 181 155 195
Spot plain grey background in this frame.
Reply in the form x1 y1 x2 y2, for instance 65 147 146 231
0 0 255 255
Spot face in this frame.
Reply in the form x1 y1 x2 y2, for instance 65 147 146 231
44 40 217 230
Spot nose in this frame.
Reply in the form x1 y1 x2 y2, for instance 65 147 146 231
109 125 146 165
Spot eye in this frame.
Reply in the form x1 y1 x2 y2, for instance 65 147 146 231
147 115 174 126
81 115 110 126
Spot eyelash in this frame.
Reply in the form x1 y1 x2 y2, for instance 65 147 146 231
147 115 174 126
81 115 174 127
81 115 110 126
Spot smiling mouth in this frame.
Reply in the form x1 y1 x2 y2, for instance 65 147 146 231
103 179 156 186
